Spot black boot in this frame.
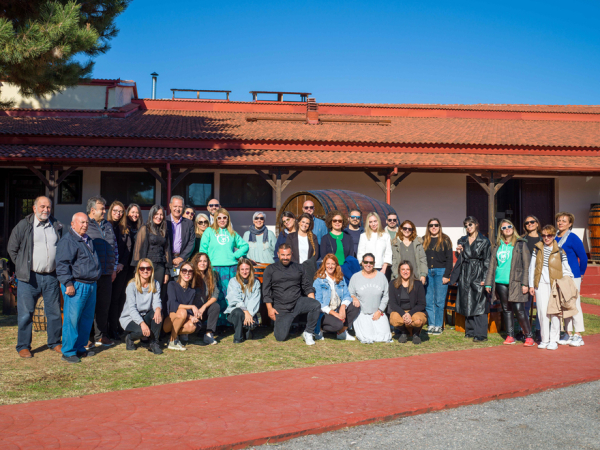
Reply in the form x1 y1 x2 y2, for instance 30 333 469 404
398 325 408 343
412 327 422 345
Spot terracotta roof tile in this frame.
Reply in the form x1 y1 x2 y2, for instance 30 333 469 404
1 110 600 148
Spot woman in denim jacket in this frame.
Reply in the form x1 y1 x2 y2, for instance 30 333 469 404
313 253 360 341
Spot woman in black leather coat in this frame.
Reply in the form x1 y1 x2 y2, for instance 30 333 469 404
452 216 491 342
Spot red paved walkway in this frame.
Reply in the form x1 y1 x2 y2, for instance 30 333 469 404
1 334 600 450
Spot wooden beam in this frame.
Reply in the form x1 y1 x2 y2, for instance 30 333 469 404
172 168 193 190
281 170 302 192
55 166 78 187
494 174 514 195
26 166 53 190
468 173 490 195
391 172 411 189
364 171 386 193
255 169 277 190
145 167 167 187
488 172 495 242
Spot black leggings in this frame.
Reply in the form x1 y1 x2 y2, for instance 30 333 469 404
321 303 361 333
495 283 532 338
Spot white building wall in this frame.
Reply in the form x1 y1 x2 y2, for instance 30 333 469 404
556 176 600 249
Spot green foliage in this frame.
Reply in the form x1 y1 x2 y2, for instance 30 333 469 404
0 0 130 103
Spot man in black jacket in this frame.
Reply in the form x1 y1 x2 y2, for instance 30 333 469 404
56 212 102 363
166 195 195 272
263 244 321 345
7 196 63 358
86 196 118 347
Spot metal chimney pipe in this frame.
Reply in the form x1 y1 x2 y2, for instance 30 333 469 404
151 72 158 99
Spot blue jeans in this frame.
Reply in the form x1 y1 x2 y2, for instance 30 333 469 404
61 282 97 357
425 268 449 328
16 272 62 353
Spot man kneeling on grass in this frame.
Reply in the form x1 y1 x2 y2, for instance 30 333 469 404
119 259 163 355
262 244 321 345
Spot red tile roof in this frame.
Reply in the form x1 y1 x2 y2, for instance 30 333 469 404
1 110 600 148
2 145 599 173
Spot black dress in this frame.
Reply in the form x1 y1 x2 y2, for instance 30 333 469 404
454 232 491 317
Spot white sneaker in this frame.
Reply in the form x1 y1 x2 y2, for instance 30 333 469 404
569 335 585 347
314 331 324 341
168 339 187 351
303 331 316 346
336 331 356 341
547 342 559 350
538 341 550 349
558 334 572 345
203 334 217 345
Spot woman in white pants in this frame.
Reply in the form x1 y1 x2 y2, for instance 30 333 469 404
528 225 573 350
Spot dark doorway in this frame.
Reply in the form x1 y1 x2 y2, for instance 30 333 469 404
467 177 555 238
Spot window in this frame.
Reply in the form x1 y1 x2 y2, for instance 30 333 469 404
220 173 272 208
172 173 214 207
101 172 155 207
57 170 83 204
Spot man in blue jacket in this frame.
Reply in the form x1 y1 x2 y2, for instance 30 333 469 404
302 200 327 245
56 213 102 363
344 208 364 257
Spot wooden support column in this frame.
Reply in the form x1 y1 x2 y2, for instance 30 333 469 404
166 163 172 212
256 169 302 223
468 172 514 243
364 169 409 205
27 165 78 213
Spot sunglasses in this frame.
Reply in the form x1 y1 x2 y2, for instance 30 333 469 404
350 215 361 219
139 266 152 272
542 234 555 239
208 203 220 208
332 219 343 223
180 269 194 275
304 206 315 210
198 220 209 225
184 211 194 216
362 261 374 266
254 217 265 221
402 227 413 231
282 218 293 223
429 223 440 228
524 220 537 226
387 219 398 222
464 223 475 228
217 216 228 221
501 225 513 230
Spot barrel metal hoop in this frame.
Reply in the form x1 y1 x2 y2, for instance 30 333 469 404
329 190 352 213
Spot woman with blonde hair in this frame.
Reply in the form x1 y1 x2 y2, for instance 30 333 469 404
225 258 262 343
200 208 249 327
484 219 534 346
391 219 427 283
119 259 163 354
192 213 210 256
357 212 392 275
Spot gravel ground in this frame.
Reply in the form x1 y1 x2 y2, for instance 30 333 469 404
254 381 600 450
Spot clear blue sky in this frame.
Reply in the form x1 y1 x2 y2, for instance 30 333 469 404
92 0 600 105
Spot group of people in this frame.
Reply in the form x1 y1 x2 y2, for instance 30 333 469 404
8 193 587 363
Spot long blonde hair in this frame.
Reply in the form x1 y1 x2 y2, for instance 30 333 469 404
211 207 237 236
496 219 520 247
365 212 384 239
128 258 157 294
195 213 210 238
235 258 256 294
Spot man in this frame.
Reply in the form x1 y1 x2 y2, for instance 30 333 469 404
86 196 118 347
262 244 321 345
302 200 327 245
167 195 196 270
385 213 399 241
344 209 364 257
8 196 64 358
206 198 220 225
56 213 102 363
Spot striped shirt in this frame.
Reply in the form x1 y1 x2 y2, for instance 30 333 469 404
540 246 567 267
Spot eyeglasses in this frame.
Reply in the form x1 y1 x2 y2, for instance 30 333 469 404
429 223 440 228
501 225 513 230
304 206 315 210
542 234 555 239
524 220 537 226
198 220 209 225
208 203 220 208
387 219 397 222
464 223 475 228
180 269 193 275
139 266 152 272
402 227 413 231
350 215 361 219
362 261 374 266
282 218 293 223
332 219 343 223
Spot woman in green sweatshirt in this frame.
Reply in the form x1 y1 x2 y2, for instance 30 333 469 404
199 208 249 326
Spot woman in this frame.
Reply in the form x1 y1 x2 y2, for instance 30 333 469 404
274 211 297 261
320 210 354 266
388 261 427 344
107 201 133 340
200 208 249 327
348 253 392 344
183 206 196 221
528 225 574 350
523 215 542 255
555 212 587 347
391 219 427 283
286 213 319 278
225 258 261 343
484 220 534 347
192 213 210 256
163 261 199 351
189 252 220 345
422 218 453 336
131 205 171 314
452 216 491 342
125 203 142 278
243 211 276 264
357 212 392 276
119 259 162 354
313 253 359 341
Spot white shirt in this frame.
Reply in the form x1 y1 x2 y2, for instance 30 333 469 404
298 234 309 264
357 232 393 269
31 217 57 273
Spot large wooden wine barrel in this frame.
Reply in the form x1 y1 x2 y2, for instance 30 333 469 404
588 203 600 260
278 190 397 229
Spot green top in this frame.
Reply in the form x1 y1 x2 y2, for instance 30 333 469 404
494 241 514 285
199 227 249 267
330 231 345 265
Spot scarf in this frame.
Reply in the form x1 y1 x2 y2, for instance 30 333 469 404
326 274 341 311
248 224 269 243
557 229 571 248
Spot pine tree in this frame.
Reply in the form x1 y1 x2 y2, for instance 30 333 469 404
0 1 130 107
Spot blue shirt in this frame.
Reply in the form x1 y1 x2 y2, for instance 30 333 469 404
555 232 587 278
312 217 328 245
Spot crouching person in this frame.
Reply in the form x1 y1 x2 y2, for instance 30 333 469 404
225 258 261 343
120 259 163 354
388 261 427 344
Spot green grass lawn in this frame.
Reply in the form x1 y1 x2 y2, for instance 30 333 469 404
1 313 599 406
581 296 600 306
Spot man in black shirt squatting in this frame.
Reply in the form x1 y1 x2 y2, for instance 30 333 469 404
262 244 321 345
